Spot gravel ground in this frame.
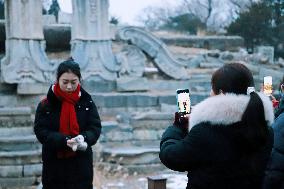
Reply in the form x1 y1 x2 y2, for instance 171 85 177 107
93 167 187 189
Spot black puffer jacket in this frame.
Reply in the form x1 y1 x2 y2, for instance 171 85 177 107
34 86 101 189
263 112 284 189
160 93 274 189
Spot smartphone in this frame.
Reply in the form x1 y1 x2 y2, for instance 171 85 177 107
176 89 191 114
263 76 272 96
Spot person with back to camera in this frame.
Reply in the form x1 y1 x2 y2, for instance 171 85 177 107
160 63 274 189
272 76 284 119
34 59 101 189
263 76 284 189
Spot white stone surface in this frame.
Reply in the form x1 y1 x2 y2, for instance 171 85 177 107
1 0 55 84
72 0 111 40
71 0 119 81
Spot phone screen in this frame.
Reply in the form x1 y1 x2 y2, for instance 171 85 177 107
176 89 191 114
263 76 272 96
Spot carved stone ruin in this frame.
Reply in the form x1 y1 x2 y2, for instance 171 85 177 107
71 0 120 81
1 0 55 84
116 26 190 80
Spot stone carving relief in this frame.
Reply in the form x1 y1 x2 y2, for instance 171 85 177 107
89 0 97 23
1 0 55 84
116 45 146 78
71 41 120 81
116 26 190 80
71 0 119 81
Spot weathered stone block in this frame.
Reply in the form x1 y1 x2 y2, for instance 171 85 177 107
17 83 50 95
133 130 161 141
0 165 22 177
0 135 40 152
42 15 56 25
58 11 71 24
102 147 160 165
23 164 42 177
0 176 37 188
104 130 133 142
82 80 116 93
116 77 149 92
93 93 158 108
0 150 41 165
255 46 274 64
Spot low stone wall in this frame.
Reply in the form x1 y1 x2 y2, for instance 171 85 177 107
159 36 244 51
0 21 71 52
0 21 244 52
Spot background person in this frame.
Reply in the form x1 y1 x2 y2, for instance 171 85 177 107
263 76 284 189
34 59 101 189
274 76 284 118
160 63 274 189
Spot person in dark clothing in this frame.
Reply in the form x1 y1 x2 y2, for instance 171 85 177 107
263 112 284 189
263 77 284 189
274 77 284 118
160 63 274 189
34 59 101 189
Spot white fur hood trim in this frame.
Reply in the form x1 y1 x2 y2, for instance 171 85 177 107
189 92 274 129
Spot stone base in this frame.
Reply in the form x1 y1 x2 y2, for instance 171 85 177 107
96 162 167 175
0 176 38 189
17 83 50 95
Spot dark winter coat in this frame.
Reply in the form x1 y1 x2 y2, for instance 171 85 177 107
263 112 284 189
34 86 101 189
160 93 274 189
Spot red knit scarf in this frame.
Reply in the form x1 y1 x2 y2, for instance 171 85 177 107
53 83 81 158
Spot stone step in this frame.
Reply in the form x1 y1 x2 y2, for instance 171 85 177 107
96 162 166 175
0 107 33 128
130 112 172 130
116 79 212 92
0 135 41 152
93 91 208 116
0 164 41 178
0 176 38 189
101 146 160 165
0 127 34 137
99 117 169 143
0 150 41 165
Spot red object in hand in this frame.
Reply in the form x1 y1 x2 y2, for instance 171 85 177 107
272 99 279 108
174 112 189 132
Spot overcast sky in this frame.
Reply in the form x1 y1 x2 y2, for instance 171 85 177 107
57 0 179 25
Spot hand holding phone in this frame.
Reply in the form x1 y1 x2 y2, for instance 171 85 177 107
263 76 272 96
176 89 191 115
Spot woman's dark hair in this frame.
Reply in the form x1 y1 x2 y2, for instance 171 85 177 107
212 63 268 151
56 58 81 82
211 63 254 95
241 92 268 152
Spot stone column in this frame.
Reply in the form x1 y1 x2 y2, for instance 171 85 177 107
71 0 120 81
1 0 54 84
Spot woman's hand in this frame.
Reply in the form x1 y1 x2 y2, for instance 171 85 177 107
67 135 88 151
67 138 78 151
173 112 190 133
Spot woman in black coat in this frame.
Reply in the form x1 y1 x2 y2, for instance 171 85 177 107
34 59 101 189
160 63 274 189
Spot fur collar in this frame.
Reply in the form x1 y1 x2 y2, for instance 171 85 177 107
189 92 274 129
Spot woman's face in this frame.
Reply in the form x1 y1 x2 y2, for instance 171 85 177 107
58 72 80 93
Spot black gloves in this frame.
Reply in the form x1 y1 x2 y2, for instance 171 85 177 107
173 112 189 133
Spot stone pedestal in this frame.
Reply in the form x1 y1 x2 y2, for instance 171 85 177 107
1 0 55 84
255 46 274 64
71 0 119 81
